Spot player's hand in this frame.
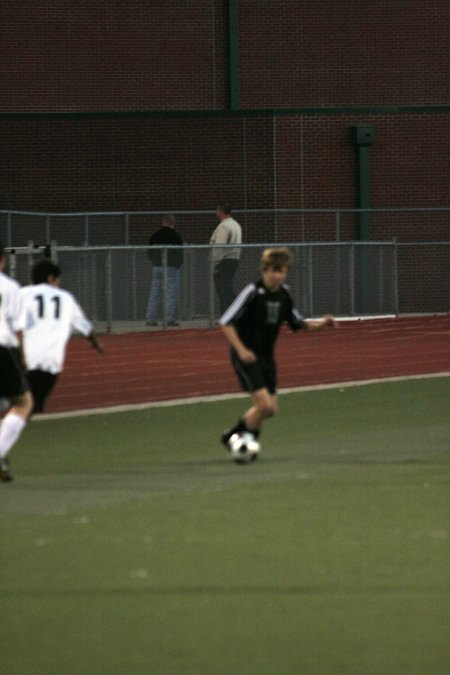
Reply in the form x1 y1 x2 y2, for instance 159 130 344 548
238 347 257 363
322 314 337 328
305 315 337 331
94 341 104 354
88 333 104 354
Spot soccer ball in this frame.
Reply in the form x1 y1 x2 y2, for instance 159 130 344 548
229 432 260 464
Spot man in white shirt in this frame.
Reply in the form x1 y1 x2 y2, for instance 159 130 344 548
0 243 33 482
21 259 103 415
210 203 242 314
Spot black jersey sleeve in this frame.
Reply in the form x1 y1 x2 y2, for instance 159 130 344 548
288 306 306 331
283 286 306 331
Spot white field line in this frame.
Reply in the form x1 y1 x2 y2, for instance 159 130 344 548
32 371 450 422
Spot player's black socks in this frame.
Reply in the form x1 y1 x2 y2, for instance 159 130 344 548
247 425 260 439
221 418 260 446
241 418 261 438
221 419 246 445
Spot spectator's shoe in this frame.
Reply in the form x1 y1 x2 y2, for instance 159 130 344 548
168 321 180 327
0 458 13 482
146 321 158 326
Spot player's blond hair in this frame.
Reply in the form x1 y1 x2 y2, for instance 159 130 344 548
260 247 292 271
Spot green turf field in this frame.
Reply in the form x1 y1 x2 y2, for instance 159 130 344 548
1 377 449 675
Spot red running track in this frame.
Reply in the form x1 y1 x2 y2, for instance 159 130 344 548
44 316 450 413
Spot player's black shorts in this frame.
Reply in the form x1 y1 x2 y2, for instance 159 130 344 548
0 346 29 398
231 349 277 394
27 370 59 414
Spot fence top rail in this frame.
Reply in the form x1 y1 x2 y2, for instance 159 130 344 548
395 240 450 246
7 241 400 253
2 207 450 217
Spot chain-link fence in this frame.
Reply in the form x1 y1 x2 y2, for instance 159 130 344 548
396 242 450 314
4 242 408 333
7 241 449 331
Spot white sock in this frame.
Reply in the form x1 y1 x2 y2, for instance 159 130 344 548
0 412 26 459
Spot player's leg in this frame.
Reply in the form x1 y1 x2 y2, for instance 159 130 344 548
0 347 33 481
26 369 58 415
0 391 33 481
244 389 278 429
221 389 265 445
221 388 277 447
221 352 278 447
244 354 278 430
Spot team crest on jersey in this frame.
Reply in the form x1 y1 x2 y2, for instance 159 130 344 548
265 301 281 324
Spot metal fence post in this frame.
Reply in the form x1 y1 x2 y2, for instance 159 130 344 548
294 244 302 309
7 212 12 248
186 248 195 321
132 249 138 320
349 243 355 316
125 213 130 246
162 248 168 329
335 209 341 241
392 238 399 316
308 244 314 316
209 248 216 326
27 240 34 280
335 242 341 315
9 248 17 279
378 244 384 314
334 213 342 313
50 240 58 263
84 215 89 246
106 249 113 333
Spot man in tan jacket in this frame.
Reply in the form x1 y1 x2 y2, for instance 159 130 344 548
210 203 242 313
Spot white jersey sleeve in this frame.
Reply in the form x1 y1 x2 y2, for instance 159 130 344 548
218 283 257 325
69 297 93 337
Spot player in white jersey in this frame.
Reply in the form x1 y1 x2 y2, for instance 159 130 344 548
21 259 103 414
0 243 33 482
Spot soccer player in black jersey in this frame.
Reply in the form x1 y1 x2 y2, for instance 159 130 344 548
219 247 336 451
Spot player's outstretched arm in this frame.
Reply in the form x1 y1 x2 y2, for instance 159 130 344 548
305 314 337 331
87 331 104 354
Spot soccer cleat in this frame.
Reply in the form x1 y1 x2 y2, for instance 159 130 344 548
221 419 260 449
221 430 233 448
0 458 13 482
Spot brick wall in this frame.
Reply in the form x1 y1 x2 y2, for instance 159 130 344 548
0 0 227 113
239 0 450 108
2 0 448 112
0 0 449 248
1 112 448 244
